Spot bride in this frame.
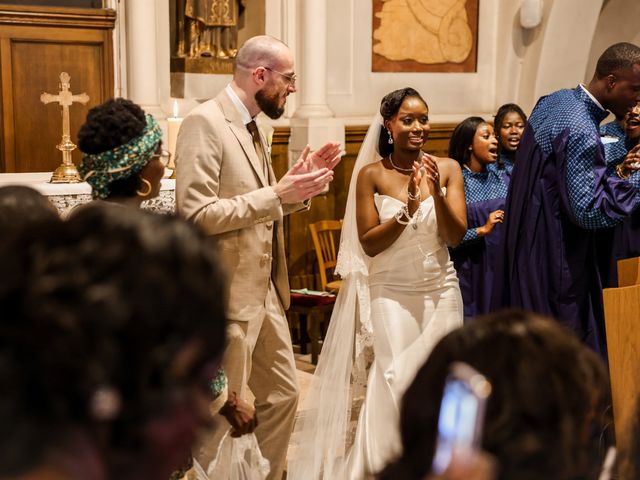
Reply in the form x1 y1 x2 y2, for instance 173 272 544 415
288 88 466 479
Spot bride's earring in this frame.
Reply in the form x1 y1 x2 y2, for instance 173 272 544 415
387 130 394 144
136 177 152 197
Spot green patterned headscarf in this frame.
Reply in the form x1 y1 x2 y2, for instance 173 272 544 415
79 114 162 200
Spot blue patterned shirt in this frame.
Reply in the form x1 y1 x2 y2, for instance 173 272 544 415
529 86 640 229
600 120 631 172
459 167 510 244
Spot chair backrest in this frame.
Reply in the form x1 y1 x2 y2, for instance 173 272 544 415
308 219 343 291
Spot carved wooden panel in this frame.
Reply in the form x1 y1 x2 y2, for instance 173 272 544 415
372 0 479 73
273 122 457 289
0 5 115 173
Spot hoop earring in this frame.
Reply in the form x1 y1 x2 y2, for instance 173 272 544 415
387 130 394 144
136 178 152 197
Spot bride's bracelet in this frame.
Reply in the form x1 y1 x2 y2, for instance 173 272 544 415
394 205 412 225
407 188 421 201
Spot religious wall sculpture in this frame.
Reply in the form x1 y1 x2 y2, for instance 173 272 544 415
372 0 478 73
172 0 245 74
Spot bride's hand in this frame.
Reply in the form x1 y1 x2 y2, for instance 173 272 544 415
421 153 442 197
408 161 422 215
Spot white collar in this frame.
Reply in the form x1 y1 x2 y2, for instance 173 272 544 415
579 84 606 112
225 84 253 125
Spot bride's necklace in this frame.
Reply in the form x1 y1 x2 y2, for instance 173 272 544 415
388 153 413 173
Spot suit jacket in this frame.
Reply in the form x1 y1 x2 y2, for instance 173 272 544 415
176 90 302 321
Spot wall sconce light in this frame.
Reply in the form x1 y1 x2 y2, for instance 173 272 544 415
520 0 543 29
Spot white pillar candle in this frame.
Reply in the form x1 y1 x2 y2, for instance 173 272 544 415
166 101 182 178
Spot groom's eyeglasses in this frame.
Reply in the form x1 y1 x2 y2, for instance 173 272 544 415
264 66 297 86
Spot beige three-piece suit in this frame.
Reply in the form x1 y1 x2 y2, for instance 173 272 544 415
175 88 302 480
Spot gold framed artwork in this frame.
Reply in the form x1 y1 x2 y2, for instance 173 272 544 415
372 0 479 73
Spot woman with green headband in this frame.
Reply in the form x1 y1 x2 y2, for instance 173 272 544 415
78 98 168 206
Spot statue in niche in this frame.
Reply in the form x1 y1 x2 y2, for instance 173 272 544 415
373 0 474 65
176 0 246 59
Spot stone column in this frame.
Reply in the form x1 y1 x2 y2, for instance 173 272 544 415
293 0 333 119
125 0 165 120
288 0 343 205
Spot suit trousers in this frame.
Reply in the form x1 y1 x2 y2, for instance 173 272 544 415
193 281 299 480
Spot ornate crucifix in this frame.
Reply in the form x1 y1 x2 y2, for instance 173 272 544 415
41 72 90 183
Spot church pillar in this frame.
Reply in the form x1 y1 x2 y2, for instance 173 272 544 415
293 0 332 119
124 0 165 120
289 0 344 185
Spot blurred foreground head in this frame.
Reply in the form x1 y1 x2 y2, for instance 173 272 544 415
380 310 610 480
0 204 227 480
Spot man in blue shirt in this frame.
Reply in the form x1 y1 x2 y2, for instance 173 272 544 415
493 42 640 356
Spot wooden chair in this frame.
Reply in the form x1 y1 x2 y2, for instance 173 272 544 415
309 219 343 292
288 219 343 364
288 292 335 365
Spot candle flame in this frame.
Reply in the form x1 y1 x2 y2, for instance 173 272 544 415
172 100 179 119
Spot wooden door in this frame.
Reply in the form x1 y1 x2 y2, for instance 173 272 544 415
0 5 115 173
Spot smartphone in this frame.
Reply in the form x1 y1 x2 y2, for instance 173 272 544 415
431 362 492 475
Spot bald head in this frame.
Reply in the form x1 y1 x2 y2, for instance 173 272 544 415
229 35 296 118
235 35 291 74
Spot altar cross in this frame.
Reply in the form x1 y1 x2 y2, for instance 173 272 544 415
40 72 90 183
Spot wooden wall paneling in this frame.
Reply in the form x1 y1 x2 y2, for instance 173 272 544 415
0 37 15 172
0 5 115 173
425 122 458 158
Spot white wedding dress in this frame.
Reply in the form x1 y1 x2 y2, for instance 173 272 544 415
287 113 463 480
345 193 463 478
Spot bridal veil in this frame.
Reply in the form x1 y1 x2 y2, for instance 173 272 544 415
287 114 384 479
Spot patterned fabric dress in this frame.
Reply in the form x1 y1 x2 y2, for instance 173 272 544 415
492 86 640 355
450 166 510 319
492 152 514 176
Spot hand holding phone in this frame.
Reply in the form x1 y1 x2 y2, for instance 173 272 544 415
431 362 492 475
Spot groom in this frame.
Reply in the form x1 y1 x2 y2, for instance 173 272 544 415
175 35 342 479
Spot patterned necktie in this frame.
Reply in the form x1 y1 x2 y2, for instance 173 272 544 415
247 120 268 178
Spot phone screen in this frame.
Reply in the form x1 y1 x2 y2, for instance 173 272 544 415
431 364 490 475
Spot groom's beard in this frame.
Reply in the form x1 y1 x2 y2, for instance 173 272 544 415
255 88 285 120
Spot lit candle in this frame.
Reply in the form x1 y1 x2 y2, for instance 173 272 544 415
167 100 183 179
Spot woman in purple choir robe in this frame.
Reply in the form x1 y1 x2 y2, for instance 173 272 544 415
601 102 640 273
493 103 527 173
448 117 509 320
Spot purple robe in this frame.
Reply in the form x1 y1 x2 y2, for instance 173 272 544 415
492 87 640 355
451 168 510 320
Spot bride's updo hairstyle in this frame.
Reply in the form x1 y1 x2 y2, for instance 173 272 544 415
378 87 428 158
379 310 610 480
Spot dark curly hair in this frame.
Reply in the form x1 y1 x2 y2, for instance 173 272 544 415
0 204 227 479
379 310 610 480
0 185 59 231
77 98 149 199
378 88 428 158
448 116 487 167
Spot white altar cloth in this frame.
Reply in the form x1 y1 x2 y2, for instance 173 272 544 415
0 172 175 214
